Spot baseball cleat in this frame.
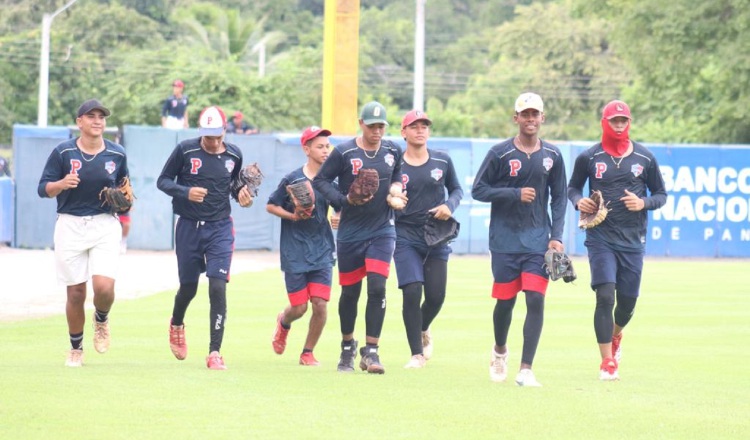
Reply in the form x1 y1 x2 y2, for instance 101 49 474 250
404 354 426 369
611 332 623 363
169 322 187 360
515 368 542 387
489 349 509 382
421 329 433 360
359 346 385 374
336 340 358 372
272 312 289 355
92 314 110 354
599 358 619 381
65 349 84 367
206 351 227 370
299 352 320 366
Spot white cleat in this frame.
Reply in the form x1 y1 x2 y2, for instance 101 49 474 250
515 368 542 387
404 354 427 369
489 349 508 382
421 329 433 360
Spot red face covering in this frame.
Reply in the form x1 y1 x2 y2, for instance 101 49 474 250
601 118 630 157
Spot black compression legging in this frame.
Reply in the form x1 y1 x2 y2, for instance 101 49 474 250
171 282 199 326
493 291 544 366
594 283 616 343
208 278 227 353
402 258 448 355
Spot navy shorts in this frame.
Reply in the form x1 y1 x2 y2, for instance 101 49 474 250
393 239 451 288
490 251 549 299
586 241 644 298
337 235 396 286
284 268 332 306
175 217 234 284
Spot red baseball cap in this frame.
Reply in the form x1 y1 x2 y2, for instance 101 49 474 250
234 111 243 119
173 79 184 87
401 110 432 129
301 126 332 146
602 100 631 120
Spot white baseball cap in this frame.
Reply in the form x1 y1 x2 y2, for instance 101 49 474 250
198 106 227 136
514 93 544 113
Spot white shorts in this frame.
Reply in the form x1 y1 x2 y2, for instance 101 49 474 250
164 116 185 129
54 213 121 286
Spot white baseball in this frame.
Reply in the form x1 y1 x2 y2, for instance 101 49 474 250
389 196 406 210
390 185 402 197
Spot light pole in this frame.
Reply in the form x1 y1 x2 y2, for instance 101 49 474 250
38 0 79 127
412 0 426 111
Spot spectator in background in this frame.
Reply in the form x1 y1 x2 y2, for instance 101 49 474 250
0 157 10 178
161 79 189 129
226 111 258 135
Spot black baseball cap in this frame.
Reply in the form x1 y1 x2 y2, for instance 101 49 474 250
77 99 111 118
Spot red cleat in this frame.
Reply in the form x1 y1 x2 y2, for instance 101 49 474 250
206 351 227 370
272 312 290 355
169 322 187 360
299 352 320 366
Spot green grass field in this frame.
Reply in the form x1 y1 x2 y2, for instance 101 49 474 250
2 257 748 439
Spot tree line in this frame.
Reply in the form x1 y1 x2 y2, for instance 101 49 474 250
0 0 746 145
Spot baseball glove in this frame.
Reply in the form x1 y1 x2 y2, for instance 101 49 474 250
347 168 379 204
424 215 460 247
544 249 577 283
578 189 609 229
231 162 264 201
286 180 315 219
99 176 134 213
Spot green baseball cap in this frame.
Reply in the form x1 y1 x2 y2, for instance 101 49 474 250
360 101 389 126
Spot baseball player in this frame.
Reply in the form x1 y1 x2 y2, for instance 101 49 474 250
312 101 406 374
156 105 254 370
394 110 463 368
37 99 129 367
267 126 340 366
472 93 568 386
161 79 189 129
568 99 667 381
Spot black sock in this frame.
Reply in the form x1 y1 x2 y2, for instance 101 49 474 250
70 332 83 350
94 309 109 323
302 348 312 354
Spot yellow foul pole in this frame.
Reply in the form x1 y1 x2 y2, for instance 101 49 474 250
322 0 360 135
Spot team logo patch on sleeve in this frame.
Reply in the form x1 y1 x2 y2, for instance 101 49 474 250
430 168 443 181
631 163 643 177
384 153 394 167
543 157 553 171
105 161 116 174
225 159 236 173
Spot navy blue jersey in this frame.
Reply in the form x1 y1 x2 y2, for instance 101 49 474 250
568 141 667 251
472 138 567 253
268 167 338 273
37 138 129 216
157 137 243 222
313 138 403 243
162 94 189 118
396 149 463 245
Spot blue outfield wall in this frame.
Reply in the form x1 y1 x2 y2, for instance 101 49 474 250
10 124 750 257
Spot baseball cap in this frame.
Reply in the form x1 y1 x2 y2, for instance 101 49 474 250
602 100 632 120
173 79 184 87
198 106 227 136
234 111 243 120
301 126 332 146
360 101 389 126
77 99 111 118
514 93 544 113
401 110 432 129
